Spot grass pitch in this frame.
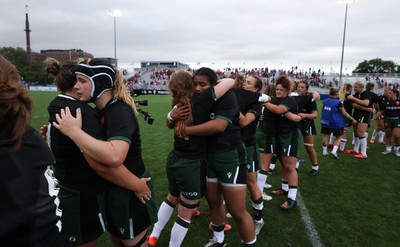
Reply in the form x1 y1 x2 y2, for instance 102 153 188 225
30 91 400 247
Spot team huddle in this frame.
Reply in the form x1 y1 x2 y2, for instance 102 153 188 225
1 54 399 247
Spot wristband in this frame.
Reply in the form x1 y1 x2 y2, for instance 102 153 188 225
167 111 174 122
258 94 270 103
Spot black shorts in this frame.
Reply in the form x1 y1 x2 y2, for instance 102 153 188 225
256 129 276 154
105 169 158 240
321 127 344 137
300 120 317 136
58 185 105 246
207 145 247 185
245 144 260 173
384 119 400 129
353 113 371 124
275 129 299 157
166 152 207 200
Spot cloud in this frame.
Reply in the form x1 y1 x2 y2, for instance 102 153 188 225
1 0 399 72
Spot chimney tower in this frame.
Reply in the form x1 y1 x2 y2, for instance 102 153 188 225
24 5 32 64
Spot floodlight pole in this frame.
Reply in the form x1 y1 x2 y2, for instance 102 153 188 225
339 3 349 88
108 10 121 67
338 0 357 88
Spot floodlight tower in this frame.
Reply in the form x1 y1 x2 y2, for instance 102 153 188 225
338 0 358 87
107 10 121 67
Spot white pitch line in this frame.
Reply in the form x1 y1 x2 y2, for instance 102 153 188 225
297 192 324 247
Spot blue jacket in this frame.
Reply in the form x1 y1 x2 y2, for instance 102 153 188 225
321 97 345 129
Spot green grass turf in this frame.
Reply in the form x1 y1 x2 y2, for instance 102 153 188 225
29 91 400 247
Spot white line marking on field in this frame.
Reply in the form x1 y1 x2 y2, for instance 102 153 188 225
297 192 324 247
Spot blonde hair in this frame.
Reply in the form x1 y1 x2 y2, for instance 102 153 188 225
168 71 194 138
112 70 137 113
339 83 352 100
0 55 33 151
354 81 365 89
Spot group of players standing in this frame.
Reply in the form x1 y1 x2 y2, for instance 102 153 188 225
153 69 400 247
147 69 324 247
321 81 400 159
2 51 399 247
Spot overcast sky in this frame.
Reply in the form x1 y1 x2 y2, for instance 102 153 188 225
1 0 398 73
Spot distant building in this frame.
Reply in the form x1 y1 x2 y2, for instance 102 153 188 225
35 49 94 63
141 61 189 70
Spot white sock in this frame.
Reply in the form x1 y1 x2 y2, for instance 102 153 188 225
269 163 276 170
354 137 360 153
312 165 319 171
378 131 385 142
322 146 328 153
243 237 257 245
386 145 392 152
295 161 300 169
211 224 225 243
257 171 268 194
252 198 264 211
169 217 190 247
340 139 347 151
329 133 335 145
151 201 175 238
282 180 289 191
371 129 378 139
360 137 367 156
332 146 339 153
288 187 298 201
365 132 369 142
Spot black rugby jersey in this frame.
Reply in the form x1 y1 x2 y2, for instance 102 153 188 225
233 88 263 146
258 97 280 135
173 88 217 159
48 94 105 193
276 96 299 134
295 94 317 126
0 127 68 247
343 92 354 116
207 90 241 153
353 91 372 116
100 99 145 177
380 98 400 119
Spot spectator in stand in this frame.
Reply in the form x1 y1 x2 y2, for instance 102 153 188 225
0 54 69 247
372 88 400 156
321 88 356 159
